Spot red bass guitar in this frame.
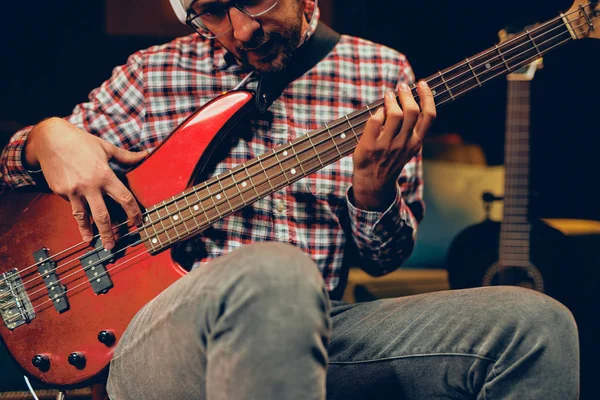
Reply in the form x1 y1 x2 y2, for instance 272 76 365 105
1 0 598 389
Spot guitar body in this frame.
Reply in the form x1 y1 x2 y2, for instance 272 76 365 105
0 90 255 388
446 218 578 303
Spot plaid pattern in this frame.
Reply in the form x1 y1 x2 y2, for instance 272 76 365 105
0 7 423 291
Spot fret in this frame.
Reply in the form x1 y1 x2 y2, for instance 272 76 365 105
229 169 249 206
182 194 201 232
465 57 482 87
272 149 293 185
306 135 325 168
288 144 307 177
147 209 162 247
239 165 261 200
344 115 361 143
438 71 455 101
325 123 343 158
157 202 174 244
172 196 189 239
204 184 224 219
192 187 212 224
365 103 375 116
494 45 511 71
255 154 276 194
215 177 235 214
142 212 157 252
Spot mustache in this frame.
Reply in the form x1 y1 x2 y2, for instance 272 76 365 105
237 30 280 52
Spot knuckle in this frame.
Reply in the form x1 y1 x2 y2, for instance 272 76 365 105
94 212 110 225
72 211 87 221
388 109 403 120
120 192 136 207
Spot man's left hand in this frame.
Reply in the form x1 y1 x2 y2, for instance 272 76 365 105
352 81 436 211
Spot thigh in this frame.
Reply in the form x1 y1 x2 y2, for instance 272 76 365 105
325 286 571 400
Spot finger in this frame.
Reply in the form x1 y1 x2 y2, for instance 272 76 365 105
103 140 149 166
69 195 93 243
86 193 115 250
361 107 385 148
410 80 437 147
379 91 404 142
105 178 143 227
395 83 420 142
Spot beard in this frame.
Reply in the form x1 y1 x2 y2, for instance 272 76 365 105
229 5 305 72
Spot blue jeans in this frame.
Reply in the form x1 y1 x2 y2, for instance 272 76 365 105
106 243 579 399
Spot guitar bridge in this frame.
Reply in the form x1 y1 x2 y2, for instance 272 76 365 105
0 268 36 330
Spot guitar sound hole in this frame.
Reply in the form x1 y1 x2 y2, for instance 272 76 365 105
481 263 545 292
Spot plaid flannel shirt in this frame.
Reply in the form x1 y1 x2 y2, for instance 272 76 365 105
0 5 424 292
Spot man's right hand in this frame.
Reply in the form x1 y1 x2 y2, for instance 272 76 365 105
25 118 147 249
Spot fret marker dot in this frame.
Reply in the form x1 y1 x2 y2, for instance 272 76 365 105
144 216 149 222
341 133 346 139
432 90 437 95
152 238 158 244
283 151 288 156
216 194 222 200
242 182 247 187
485 63 491 69
291 168 296 175
173 215 179 221
194 205 199 211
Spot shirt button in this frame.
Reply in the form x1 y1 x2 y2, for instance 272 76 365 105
275 200 285 213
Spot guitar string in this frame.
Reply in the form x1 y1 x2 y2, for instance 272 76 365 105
6 10 595 302
4 10 597 300
4 4 589 284
20 13 599 314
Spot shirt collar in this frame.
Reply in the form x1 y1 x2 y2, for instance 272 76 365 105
212 1 321 71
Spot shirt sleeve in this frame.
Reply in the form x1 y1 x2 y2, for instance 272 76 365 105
346 152 425 276
345 54 425 276
0 51 146 192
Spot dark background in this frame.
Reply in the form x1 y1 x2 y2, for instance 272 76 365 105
1 0 599 396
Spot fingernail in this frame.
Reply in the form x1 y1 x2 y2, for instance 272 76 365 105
386 91 395 99
419 81 429 88
82 234 92 242
104 242 114 251
400 83 410 92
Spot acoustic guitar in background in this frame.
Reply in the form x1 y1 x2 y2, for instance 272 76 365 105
446 29 578 304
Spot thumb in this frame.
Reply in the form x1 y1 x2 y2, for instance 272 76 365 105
105 142 149 166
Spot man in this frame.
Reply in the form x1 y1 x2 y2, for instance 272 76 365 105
0 0 579 398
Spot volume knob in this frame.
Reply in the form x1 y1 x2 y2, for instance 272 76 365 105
68 352 86 369
98 330 116 346
32 354 50 372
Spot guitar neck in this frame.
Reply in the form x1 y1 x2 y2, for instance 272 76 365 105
142 13 577 253
499 79 532 265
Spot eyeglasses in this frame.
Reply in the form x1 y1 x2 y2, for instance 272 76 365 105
186 0 280 39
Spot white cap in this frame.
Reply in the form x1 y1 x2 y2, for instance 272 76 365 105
169 0 190 24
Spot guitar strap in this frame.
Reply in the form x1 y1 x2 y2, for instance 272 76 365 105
255 21 341 113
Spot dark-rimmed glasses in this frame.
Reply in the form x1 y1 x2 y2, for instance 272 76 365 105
186 0 280 39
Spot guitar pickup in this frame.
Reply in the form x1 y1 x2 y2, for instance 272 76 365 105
79 239 114 295
34 249 69 313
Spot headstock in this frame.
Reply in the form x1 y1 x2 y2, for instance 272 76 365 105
563 0 600 40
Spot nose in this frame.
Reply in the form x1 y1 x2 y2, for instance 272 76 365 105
229 7 261 43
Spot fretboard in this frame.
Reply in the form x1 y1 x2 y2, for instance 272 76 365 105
499 80 532 266
140 12 577 254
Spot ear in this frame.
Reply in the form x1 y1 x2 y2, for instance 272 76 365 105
170 0 188 24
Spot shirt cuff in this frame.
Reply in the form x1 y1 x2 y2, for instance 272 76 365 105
346 182 409 244
0 126 39 188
